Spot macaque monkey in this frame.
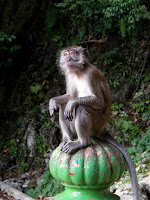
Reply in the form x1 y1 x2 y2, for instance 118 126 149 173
49 46 139 200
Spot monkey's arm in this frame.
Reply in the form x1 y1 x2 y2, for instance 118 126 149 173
64 96 104 120
49 94 71 117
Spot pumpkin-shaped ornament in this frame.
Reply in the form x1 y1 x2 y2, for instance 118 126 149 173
50 138 126 200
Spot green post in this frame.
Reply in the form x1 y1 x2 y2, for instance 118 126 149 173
50 138 126 200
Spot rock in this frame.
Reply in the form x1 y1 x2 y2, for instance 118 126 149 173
3 178 23 191
135 84 150 101
138 154 150 166
0 181 34 200
0 156 13 172
44 150 52 169
24 119 41 157
40 101 49 114
112 81 130 103
139 172 150 199
27 157 46 171
22 180 30 189
111 172 150 200
136 164 147 173
39 126 61 151
114 182 148 200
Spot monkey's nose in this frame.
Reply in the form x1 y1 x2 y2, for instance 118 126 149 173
67 56 72 62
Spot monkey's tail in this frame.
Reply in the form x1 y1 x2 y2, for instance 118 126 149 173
102 134 139 200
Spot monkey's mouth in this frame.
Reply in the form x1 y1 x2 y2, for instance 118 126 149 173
67 61 80 67
67 64 76 68
67 62 84 68
67 64 80 72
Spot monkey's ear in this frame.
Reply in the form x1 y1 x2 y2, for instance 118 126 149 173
83 48 89 58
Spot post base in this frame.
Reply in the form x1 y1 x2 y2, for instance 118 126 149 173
54 184 120 200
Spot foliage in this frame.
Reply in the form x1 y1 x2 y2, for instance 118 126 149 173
132 100 150 121
127 126 150 163
10 139 18 159
111 103 123 112
28 84 45 112
43 112 56 128
56 0 150 40
18 162 29 175
101 48 119 66
133 74 150 98
0 32 21 71
34 135 48 154
45 7 65 46
43 122 52 127
17 116 24 126
30 84 42 95
100 48 127 88
56 0 107 41
109 79 120 88
137 126 150 152
10 138 29 174
26 171 64 199
30 84 44 100
111 77 150 166
103 0 150 38
114 112 142 144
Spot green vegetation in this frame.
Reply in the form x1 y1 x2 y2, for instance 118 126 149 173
55 0 150 43
45 7 65 46
10 139 18 159
18 162 29 175
103 0 150 38
24 84 45 114
111 76 150 166
34 135 48 154
42 0 150 46
101 48 119 66
30 84 45 101
9 138 29 174
0 32 21 70
26 171 64 199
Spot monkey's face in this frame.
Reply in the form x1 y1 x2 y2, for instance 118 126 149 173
59 46 86 73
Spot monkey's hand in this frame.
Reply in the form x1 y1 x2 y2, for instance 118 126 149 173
64 100 76 121
49 98 58 117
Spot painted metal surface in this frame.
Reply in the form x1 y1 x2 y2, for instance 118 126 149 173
50 138 126 200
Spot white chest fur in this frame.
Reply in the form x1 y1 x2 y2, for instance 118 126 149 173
67 74 93 98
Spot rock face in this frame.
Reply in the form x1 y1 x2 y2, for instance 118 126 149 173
90 33 150 103
16 111 61 171
110 158 150 200
139 171 150 200
112 173 150 200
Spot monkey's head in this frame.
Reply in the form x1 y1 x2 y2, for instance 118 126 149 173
59 46 89 73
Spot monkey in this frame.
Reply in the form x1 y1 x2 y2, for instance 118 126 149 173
49 46 139 200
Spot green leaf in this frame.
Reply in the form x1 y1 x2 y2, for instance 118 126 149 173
122 121 130 130
134 91 143 98
30 84 42 95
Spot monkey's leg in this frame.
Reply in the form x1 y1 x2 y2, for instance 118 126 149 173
62 106 91 154
59 104 72 150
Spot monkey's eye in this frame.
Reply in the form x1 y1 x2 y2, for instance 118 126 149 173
63 52 69 57
70 50 77 56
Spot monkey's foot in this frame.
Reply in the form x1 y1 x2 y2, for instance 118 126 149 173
61 140 88 154
59 140 70 151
